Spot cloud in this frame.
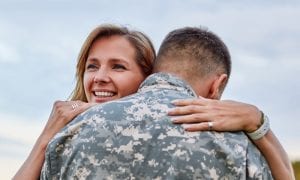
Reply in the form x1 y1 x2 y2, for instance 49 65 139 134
0 4 299 179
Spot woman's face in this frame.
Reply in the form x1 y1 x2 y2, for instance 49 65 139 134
83 35 145 103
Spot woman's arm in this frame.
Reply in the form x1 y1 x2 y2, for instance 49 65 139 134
12 132 51 180
168 97 294 179
254 130 294 180
13 101 95 180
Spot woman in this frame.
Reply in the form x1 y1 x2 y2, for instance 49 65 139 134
13 24 155 180
13 24 293 179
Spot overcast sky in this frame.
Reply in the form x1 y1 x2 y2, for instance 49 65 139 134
1 0 299 179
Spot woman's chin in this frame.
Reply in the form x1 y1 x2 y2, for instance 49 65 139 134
92 96 117 104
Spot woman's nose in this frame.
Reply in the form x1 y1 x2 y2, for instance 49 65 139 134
93 68 111 84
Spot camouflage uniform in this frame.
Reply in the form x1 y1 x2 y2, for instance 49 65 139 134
41 73 273 180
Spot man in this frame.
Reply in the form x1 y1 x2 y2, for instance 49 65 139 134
41 27 272 179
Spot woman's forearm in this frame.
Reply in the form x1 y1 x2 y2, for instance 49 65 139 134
13 101 94 180
12 135 48 180
253 130 295 180
168 98 295 179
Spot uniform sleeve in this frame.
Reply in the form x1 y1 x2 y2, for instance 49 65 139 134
245 139 274 179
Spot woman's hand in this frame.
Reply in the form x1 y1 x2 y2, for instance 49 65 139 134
168 96 262 133
168 96 294 179
40 100 96 143
13 100 96 180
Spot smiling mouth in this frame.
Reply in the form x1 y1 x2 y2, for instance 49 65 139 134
93 91 116 97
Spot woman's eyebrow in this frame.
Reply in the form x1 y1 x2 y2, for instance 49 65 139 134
110 59 130 66
86 57 98 63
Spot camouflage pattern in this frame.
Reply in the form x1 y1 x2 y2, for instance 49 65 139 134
41 73 273 180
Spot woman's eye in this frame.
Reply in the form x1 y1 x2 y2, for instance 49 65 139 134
113 64 126 70
86 64 97 70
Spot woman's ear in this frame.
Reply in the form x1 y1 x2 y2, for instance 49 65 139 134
208 74 228 99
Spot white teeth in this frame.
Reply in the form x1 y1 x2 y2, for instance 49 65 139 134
95 91 114 97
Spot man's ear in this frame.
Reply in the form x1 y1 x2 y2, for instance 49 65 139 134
208 74 228 99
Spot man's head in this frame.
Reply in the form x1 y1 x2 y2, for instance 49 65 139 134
153 27 231 99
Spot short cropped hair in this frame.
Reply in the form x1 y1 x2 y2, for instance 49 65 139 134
154 27 231 86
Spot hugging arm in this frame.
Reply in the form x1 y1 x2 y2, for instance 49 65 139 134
12 101 95 180
168 97 294 180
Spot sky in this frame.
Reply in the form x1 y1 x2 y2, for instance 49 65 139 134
0 0 300 179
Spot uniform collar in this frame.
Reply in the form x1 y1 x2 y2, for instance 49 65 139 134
138 73 198 97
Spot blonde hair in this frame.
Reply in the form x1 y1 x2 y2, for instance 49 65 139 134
69 24 156 102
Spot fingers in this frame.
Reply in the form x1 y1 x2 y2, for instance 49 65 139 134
43 100 93 140
51 100 87 123
72 102 96 116
170 98 258 133
168 105 208 116
181 121 217 132
69 101 93 117
182 121 223 132
53 100 81 111
171 113 210 124
182 123 209 132
169 97 218 116
71 102 79 110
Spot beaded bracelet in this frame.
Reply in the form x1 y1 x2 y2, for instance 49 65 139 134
247 112 270 140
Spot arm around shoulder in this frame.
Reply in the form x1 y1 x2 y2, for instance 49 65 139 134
12 134 49 180
252 129 295 180
13 100 94 180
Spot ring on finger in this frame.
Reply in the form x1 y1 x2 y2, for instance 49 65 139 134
72 103 79 110
208 122 213 131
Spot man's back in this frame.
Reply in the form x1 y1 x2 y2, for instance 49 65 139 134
41 73 272 179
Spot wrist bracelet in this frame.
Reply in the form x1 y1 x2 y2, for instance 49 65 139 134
247 112 270 140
